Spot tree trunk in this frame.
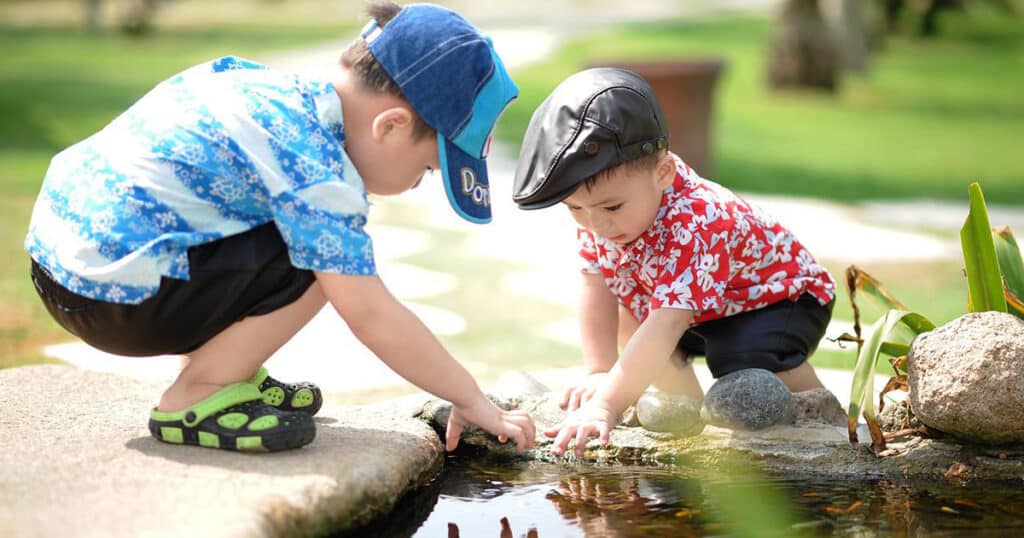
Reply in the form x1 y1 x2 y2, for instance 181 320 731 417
120 0 160 36
84 0 102 32
920 0 964 37
767 0 840 92
822 0 871 73
882 0 903 33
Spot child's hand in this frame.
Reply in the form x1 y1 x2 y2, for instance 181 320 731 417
559 372 609 411
446 395 536 453
544 400 618 458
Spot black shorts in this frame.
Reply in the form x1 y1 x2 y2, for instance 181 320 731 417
30 222 316 357
677 293 834 378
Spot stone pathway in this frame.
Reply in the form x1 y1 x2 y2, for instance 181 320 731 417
0 365 443 538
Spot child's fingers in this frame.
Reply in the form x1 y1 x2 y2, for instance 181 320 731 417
498 434 508 443
445 414 463 452
508 413 536 449
559 386 573 409
509 426 528 452
543 426 560 438
520 415 537 445
550 425 576 456
570 388 584 411
598 422 611 445
573 426 592 458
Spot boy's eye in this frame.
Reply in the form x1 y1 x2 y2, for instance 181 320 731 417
604 203 623 212
566 205 582 211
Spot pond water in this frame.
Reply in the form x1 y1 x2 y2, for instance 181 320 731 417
345 455 1024 537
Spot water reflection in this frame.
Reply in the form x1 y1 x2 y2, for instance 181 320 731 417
545 470 707 537
342 455 1024 537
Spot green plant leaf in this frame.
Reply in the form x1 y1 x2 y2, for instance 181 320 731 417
847 309 935 452
878 342 910 357
961 182 1008 313
844 265 909 358
993 226 1024 320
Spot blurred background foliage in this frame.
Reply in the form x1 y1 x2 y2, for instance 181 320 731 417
1 0 1021 373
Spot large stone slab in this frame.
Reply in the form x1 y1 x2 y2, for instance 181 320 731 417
0 365 442 537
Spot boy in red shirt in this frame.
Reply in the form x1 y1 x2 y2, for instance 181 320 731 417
512 68 836 457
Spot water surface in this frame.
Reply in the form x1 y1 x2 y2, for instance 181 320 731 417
347 456 1024 537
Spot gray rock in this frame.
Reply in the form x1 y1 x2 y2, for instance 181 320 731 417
620 405 641 427
415 395 530 456
491 370 550 404
793 388 847 426
908 312 1024 445
0 365 443 537
878 399 922 433
700 369 796 430
635 393 704 436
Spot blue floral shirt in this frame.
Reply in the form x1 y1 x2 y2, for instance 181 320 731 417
25 56 375 304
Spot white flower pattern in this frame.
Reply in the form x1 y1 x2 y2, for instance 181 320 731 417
578 154 835 324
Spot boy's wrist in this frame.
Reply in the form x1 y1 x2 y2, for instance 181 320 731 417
586 393 622 422
452 388 490 411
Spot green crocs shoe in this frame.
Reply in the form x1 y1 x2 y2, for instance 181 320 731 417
149 382 315 452
253 367 323 415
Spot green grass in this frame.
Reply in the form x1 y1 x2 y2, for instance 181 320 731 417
0 25 350 190
497 9 1024 205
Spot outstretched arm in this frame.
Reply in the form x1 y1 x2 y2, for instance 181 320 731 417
580 272 619 372
547 307 694 456
561 272 619 410
315 271 535 452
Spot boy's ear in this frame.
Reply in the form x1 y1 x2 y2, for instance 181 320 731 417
370 106 414 142
654 151 675 189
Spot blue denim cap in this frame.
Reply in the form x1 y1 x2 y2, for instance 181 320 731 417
362 4 519 224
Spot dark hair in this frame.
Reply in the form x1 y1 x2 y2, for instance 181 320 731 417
340 1 435 141
581 150 666 191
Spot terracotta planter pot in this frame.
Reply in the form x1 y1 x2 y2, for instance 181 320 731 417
593 59 726 176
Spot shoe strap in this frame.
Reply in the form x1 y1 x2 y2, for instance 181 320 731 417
251 366 270 386
151 382 263 427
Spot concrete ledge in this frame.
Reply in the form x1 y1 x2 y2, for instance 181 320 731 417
0 365 443 537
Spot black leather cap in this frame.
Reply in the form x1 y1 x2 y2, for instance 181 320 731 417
512 67 670 210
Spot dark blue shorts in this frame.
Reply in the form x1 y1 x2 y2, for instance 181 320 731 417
677 293 834 378
31 223 315 357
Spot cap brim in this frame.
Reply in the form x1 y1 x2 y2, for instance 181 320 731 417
439 133 492 224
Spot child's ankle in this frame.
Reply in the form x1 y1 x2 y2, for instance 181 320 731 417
157 381 227 412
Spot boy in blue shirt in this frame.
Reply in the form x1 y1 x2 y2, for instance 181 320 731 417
25 2 535 453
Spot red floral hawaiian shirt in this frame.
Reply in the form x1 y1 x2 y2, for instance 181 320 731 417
578 154 835 325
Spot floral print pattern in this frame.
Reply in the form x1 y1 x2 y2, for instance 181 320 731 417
579 154 834 325
25 56 374 304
